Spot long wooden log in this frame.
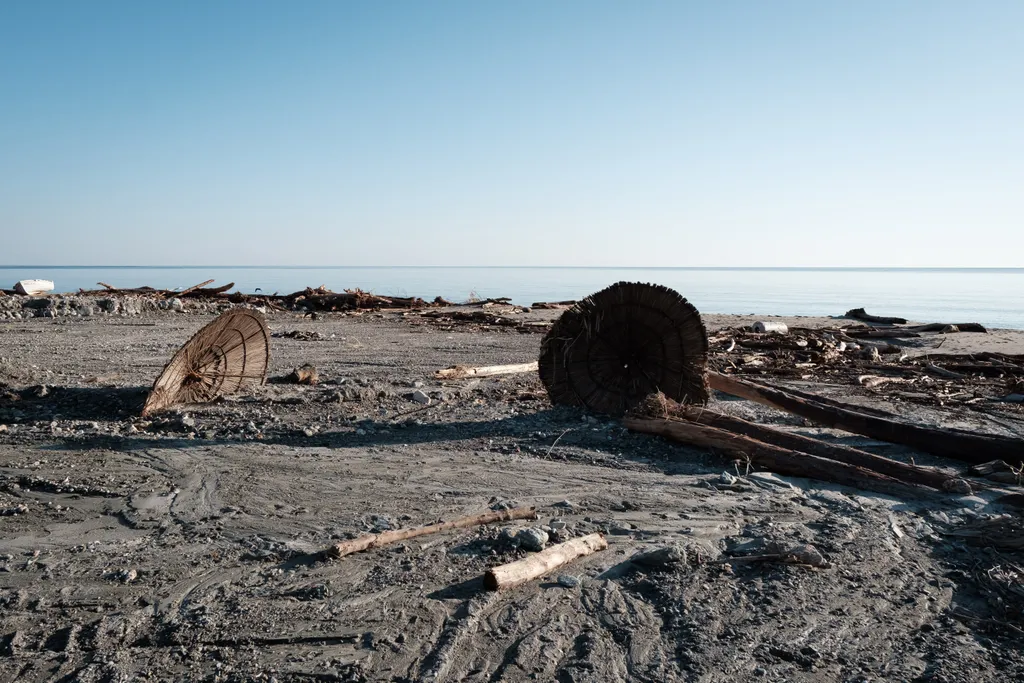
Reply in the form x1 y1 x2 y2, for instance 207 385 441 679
666 405 960 490
435 362 539 380
484 533 608 590
904 323 988 334
623 417 928 496
707 372 1024 466
845 308 908 325
172 279 215 298
326 506 537 559
845 329 921 339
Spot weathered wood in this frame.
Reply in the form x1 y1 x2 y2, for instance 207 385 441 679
845 328 921 339
707 372 1024 466
845 308 908 325
904 322 988 334
663 403 962 490
484 533 607 590
182 282 235 297
752 321 788 334
328 506 538 559
435 362 539 380
623 416 929 496
171 279 215 298
925 363 967 380
97 282 117 291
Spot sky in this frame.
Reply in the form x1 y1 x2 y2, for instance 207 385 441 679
1 1 1022 268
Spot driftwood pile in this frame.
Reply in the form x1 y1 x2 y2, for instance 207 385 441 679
75 281 446 313
709 323 1024 409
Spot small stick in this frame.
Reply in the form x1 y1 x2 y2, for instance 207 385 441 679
326 506 537 559
435 362 539 380
484 533 608 590
97 282 117 291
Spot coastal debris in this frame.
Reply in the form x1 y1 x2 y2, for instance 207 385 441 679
641 394 962 491
752 321 788 334
435 362 538 380
707 372 1024 466
142 309 270 416
484 533 608 591
288 363 319 385
622 413 925 496
845 308 909 325
539 282 709 415
418 308 547 333
13 280 54 296
531 300 576 310
174 279 216 298
326 506 538 559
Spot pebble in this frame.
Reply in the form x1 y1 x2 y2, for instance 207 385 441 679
410 390 431 405
0 424 7 434
557 574 581 588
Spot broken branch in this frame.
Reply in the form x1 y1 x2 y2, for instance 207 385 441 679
326 506 538 559
484 533 608 590
435 362 539 380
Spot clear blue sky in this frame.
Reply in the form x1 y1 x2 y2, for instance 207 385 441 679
2 1 1022 267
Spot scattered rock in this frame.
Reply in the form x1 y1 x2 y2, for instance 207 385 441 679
631 545 686 568
410 390 431 405
556 574 581 588
289 363 319 385
515 527 549 552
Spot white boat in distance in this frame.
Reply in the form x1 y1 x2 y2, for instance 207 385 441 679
13 279 55 296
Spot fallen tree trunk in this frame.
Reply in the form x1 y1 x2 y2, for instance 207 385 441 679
844 328 921 339
664 404 963 490
707 372 1024 466
624 416 931 496
845 308 908 325
484 533 608 590
435 362 539 380
326 506 537 559
904 323 988 334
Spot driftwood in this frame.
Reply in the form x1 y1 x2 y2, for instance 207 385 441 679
288 364 319 385
658 402 962 491
845 308 908 325
707 372 1024 466
172 279 215 298
623 417 927 496
752 321 788 334
531 300 576 310
905 323 988 334
844 328 921 339
435 362 539 380
327 506 538 559
484 533 607 590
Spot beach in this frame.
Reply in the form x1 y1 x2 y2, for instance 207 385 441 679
2 300 1024 682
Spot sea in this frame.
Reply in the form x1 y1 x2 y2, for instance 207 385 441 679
2 266 1023 330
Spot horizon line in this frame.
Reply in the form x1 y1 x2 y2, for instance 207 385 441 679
2 265 1024 271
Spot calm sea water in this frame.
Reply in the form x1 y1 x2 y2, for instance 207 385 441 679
3 266 1023 330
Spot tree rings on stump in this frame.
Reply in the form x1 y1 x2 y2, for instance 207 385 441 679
539 282 709 415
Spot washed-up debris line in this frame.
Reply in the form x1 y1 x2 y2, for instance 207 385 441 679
708 324 1024 410
415 305 553 334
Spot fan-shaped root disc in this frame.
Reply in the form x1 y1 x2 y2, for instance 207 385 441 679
538 282 709 415
142 308 270 416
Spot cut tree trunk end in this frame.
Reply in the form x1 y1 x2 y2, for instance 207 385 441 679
484 533 608 590
327 506 538 559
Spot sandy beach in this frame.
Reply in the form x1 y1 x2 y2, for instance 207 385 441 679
2 300 1024 682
